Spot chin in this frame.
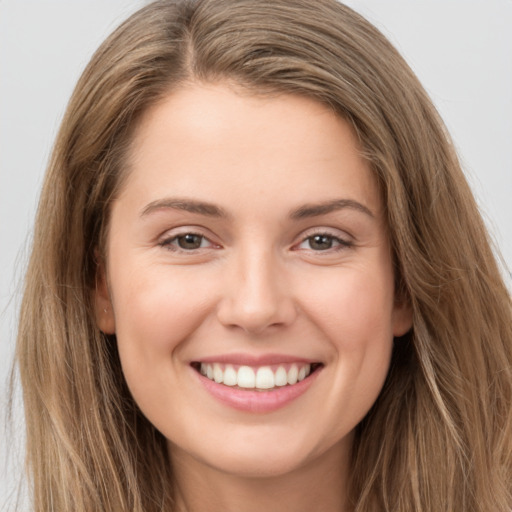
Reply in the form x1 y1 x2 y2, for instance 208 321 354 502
202 447 311 479
169 424 345 480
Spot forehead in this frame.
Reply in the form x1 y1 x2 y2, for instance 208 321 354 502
120 82 380 217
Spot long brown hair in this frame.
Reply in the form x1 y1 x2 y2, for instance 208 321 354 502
16 1 512 510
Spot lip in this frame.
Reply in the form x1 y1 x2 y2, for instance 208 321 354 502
194 352 317 366
192 359 322 413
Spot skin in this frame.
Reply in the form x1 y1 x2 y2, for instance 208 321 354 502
95 82 412 512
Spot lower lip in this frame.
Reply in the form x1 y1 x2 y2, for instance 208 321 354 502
195 368 321 413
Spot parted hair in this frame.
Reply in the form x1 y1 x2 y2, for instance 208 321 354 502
16 0 512 510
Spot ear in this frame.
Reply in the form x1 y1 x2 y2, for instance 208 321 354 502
94 256 116 335
392 297 413 337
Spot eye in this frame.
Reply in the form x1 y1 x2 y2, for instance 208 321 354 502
297 233 352 251
159 232 214 251
175 233 207 250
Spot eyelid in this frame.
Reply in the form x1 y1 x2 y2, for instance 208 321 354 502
157 226 221 252
292 227 354 251
155 225 353 253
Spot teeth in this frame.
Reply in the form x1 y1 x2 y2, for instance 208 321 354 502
256 367 275 389
199 362 312 390
223 365 237 386
287 364 299 385
237 366 255 388
213 363 223 383
274 366 288 386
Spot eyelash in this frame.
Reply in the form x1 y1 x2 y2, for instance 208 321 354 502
158 229 353 254
296 232 353 252
158 231 215 252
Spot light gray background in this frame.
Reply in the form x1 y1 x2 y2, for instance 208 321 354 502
1 0 511 507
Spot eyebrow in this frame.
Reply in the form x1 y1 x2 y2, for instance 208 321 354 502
141 198 228 218
290 199 375 219
140 197 374 220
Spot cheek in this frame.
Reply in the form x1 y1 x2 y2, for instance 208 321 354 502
345 278 395 342
110 266 215 376
299 266 396 351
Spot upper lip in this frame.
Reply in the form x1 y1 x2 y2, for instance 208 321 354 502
191 353 320 366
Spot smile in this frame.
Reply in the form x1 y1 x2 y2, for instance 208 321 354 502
190 358 323 412
195 362 319 390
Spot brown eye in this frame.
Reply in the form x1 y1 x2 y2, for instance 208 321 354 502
296 232 352 252
159 231 219 253
308 234 335 250
176 234 205 250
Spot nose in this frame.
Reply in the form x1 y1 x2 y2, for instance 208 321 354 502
216 247 297 334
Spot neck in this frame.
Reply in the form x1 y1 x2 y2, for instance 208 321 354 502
169 441 352 512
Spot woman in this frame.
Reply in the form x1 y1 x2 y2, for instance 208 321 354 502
16 0 512 510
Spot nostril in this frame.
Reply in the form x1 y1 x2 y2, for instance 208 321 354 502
216 296 297 334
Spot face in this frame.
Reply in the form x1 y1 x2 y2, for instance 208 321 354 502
96 83 411 478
